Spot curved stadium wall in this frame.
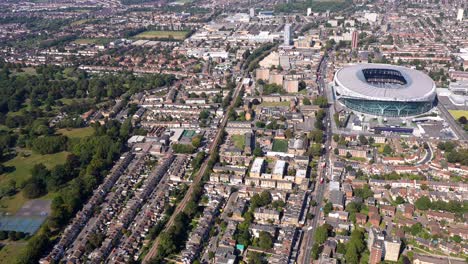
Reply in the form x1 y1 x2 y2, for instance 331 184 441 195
333 64 437 117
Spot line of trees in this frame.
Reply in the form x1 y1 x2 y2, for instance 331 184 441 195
17 120 131 263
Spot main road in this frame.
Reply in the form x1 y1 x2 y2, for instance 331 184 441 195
300 54 332 264
143 72 245 263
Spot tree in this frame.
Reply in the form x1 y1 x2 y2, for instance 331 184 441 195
255 121 265 128
333 134 340 142
0 231 6 240
313 96 328 108
345 243 359 264
334 148 339 155
415 196 431 210
247 252 267 264
191 135 202 148
311 243 320 260
208 251 215 259
323 202 333 215
383 144 393 155
303 97 311 105
23 180 46 199
309 130 324 143
451 235 462 243
315 224 330 244
458 116 467 124
410 223 423 236
119 119 132 138
258 231 273 249
346 151 352 159
253 146 263 157
358 135 368 145
395 196 405 204
308 143 322 157
354 185 374 200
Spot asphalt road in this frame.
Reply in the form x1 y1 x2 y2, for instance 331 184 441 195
300 55 332 264
143 73 245 263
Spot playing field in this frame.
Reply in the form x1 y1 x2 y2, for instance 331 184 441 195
133 30 189 40
231 135 245 150
58 127 94 139
73 38 110 45
448 110 468 120
259 101 290 107
0 242 26 264
272 139 288 152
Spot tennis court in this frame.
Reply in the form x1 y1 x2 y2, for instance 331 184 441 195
182 130 196 138
0 199 50 234
0 216 47 234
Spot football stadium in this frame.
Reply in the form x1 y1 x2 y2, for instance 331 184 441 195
333 64 437 117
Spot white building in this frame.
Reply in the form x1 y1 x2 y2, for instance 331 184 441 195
457 8 464 21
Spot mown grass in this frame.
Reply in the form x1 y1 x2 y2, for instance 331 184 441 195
448 110 468 120
231 135 245 150
133 30 189 40
272 139 288 152
57 127 94 139
0 151 69 187
0 242 27 264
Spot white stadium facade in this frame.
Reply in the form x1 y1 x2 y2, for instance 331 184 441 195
333 64 437 117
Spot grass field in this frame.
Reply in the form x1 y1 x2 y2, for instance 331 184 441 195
71 19 90 26
73 38 110 45
0 242 26 264
448 110 468 120
58 127 94 139
258 101 290 107
231 135 245 150
133 30 189 40
0 151 68 213
0 192 29 214
272 139 288 152
0 151 69 187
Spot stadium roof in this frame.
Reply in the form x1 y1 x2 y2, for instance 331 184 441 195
334 64 436 102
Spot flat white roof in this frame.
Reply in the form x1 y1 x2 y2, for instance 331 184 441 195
335 63 436 102
273 160 286 175
251 158 265 174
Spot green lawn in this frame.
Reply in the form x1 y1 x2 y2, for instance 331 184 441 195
231 135 245 150
58 127 94 139
259 101 290 107
272 139 288 152
73 38 110 45
133 30 189 40
71 19 90 26
0 151 68 213
0 151 69 187
0 192 29 214
448 110 468 120
0 242 26 264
